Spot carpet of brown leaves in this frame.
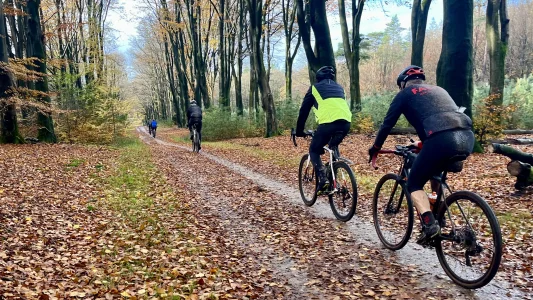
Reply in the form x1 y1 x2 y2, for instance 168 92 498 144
159 127 533 294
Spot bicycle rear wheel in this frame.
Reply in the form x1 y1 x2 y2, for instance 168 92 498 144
372 174 414 250
435 191 502 289
328 161 357 222
193 130 200 153
298 154 317 206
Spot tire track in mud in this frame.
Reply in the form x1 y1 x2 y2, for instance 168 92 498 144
137 127 524 299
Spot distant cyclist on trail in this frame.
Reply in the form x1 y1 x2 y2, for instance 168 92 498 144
187 100 203 149
295 66 352 193
368 65 474 244
150 119 157 136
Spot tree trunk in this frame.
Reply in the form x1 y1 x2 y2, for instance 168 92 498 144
411 0 433 67
486 0 509 106
27 0 56 142
282 0 300 101
0 0 21 143
338 0 364 111
247 0 277 136
218 0 230 108
235 0 244 115
437 0 474 118
490 143 533 189
296 0 335 83
490 143 533 164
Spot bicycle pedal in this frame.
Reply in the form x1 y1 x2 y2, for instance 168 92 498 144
328 188 338 195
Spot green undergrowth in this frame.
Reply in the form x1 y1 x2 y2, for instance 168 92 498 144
96 136 223 296
105 136 159 224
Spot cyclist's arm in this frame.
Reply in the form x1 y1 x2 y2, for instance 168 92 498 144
374 93 404 148
295 87 314 134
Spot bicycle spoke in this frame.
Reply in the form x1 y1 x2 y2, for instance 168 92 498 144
437 193 502 288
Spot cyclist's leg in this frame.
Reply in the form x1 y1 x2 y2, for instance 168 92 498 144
327 120 350 156
196 121 202 142
310 124 335 191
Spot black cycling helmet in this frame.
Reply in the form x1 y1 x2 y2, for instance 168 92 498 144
190 99 197 105
397 65 425 88
316 66 335 81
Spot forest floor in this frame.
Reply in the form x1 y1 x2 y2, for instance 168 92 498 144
0 127 531 299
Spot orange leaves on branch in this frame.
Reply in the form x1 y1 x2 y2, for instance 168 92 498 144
474 93 517 145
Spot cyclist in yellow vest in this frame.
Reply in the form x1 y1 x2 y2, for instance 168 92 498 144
295 66 352 192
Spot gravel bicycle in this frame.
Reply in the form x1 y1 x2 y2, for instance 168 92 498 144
191 124 200 153
291 129 357 222
371 143 502 289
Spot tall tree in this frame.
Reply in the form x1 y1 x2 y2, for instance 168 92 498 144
282 0 301 101
437 0 474 118
486 0 509 105
0 0 21 143
411 0 433 66
338 0 365 111
247 0 278 137
27 0 56 142
296 0 335 83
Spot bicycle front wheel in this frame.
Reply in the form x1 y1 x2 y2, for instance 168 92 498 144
372 173 414 250
328 161 357 222
435 191 502 289
298 154 317 206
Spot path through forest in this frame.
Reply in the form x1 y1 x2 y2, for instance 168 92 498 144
138 127 526 299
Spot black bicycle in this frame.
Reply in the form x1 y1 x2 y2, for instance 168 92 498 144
291 129 357 222
191 124 200 153
371 143 502 289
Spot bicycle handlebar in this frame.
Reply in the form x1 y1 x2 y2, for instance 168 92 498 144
371 145 419 170
290 128 314 148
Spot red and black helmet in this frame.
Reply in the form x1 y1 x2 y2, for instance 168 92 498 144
397 65 425 88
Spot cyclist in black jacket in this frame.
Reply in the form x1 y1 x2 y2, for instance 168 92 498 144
368 65 475 244
187 100 203 148
295 66 352 193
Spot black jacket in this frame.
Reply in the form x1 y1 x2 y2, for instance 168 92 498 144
296 79 346 133
187 104 202 121
374 84 472 147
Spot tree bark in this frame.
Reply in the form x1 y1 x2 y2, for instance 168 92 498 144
247 0 277 137
490 143 533 164
282 0 300 101
437 0 474 118
0 0 21 143
235 0 244 115
338 0 364 111
490 143 533 189
486 0 509 106
27 0 56 142
296 0 335 83
411 0 433 67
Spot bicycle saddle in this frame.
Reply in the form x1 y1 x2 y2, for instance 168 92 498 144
447 155 468 173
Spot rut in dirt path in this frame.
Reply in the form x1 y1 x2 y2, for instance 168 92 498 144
138 127 524 299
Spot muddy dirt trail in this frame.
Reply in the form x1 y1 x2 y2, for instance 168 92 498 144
138 127 525 299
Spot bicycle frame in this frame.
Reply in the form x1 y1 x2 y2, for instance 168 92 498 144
373 147 472 243
301 145 338 191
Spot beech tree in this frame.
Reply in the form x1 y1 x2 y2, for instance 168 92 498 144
437 0 475 117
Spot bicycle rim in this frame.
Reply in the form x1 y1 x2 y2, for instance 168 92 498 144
435 191 502 289
328 161 357 222
372 173 413 250
298 154 317 206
